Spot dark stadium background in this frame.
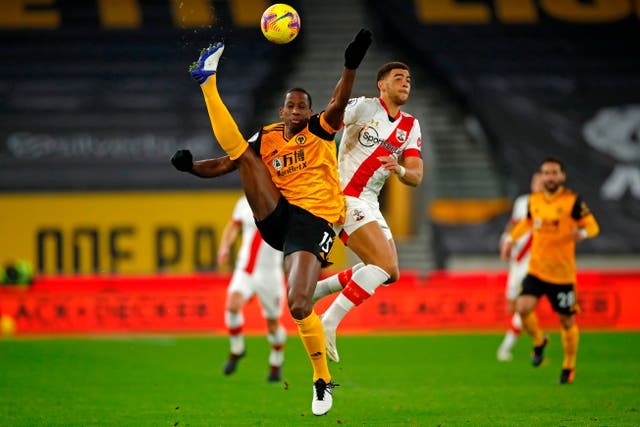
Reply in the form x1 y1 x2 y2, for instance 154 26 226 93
1 0 638 332
1 2 639 425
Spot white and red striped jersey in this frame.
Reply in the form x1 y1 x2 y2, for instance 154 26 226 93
509 194 533 264
231 196 283 274
339 96 422 205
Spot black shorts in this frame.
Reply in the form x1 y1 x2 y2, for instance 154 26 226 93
255 197 336 267
521 274 580 315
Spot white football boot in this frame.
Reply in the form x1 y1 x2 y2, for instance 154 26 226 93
312 378 337 416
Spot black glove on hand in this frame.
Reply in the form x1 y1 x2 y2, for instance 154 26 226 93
344 28 372 70
171 149 193 172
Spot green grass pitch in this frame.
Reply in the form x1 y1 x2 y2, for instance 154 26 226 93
1 332 639 426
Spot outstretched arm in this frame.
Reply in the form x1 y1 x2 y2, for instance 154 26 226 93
171 149 237 178
192 156 236 178
323 29 372 130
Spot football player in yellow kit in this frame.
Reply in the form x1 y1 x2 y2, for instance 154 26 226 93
172 29 372 415
501 157 599 384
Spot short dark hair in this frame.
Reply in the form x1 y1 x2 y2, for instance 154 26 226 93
284 87 312 108
541 156 565 172
376 61 410 82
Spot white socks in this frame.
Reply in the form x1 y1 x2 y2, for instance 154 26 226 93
511 312 523 331
313 262 365 303
225 310 245 355
267 325 287 367
322 264 390 330
498 313 522 354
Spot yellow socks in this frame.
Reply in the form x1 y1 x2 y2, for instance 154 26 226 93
200 76 248 160
521 312 544 346
294 311 331 383
561 324 579 369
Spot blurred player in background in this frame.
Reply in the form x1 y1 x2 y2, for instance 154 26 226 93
501 157 599 384
217 196 286 382
171 29 372 415
496 172 543 362
312 61 423 363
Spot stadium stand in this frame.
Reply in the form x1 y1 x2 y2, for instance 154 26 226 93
0 1 288 191
370 0 640 256
2 0 637 273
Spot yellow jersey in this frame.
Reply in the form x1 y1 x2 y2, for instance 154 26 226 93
510 186 599 284
251 113 345 225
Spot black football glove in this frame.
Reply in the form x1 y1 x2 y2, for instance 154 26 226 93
171 149 193 172
344 28 372 70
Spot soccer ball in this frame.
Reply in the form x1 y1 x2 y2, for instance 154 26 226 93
260 3 300 44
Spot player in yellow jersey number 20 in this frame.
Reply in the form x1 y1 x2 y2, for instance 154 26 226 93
501 157 599 384
171 29 373 416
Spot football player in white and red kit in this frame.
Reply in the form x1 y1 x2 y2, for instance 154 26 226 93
313 62 423 362
496 172 544 361
218 196 287 382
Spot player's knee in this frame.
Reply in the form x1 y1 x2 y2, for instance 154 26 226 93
289 305 311 320
225 299 243 312
559 314 574 329
266 320 279 334
516 307 531 318
226 293 244 312
287 297 312 320
226 304 242 313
